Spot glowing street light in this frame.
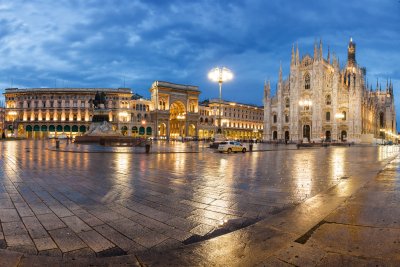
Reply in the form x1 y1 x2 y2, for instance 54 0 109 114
208 67 233 134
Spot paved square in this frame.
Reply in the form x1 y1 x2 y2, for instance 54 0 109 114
0 140 398 258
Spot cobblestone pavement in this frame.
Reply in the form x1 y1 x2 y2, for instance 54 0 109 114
0 140 398 259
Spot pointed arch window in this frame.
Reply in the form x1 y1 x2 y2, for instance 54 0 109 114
304 73 311 89
380 112 385 128
326 112 330 121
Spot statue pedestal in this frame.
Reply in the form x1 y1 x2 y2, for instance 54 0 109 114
92 109 110 122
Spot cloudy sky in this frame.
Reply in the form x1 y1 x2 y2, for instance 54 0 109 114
0 0 399 112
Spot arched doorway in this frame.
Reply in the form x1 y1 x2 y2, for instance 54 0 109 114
56 125 63 136
26 125 32 139
325 131 331 142
169 101 186 139
188 124 196 137
341 130 347 141
158 123 166 137
303 125 311 141
284 131 289 141
41 125 48 139
132 126 138 137
379 112 385 128
272 131 277 140
121 126 128 136
64 125 70 132
33 125 40 139
146 127 152 136
139 126 145 136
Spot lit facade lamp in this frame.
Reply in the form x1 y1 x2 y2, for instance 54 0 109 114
208 67 233 134
299 99 312 107
334 113 345 119
176 113 186 120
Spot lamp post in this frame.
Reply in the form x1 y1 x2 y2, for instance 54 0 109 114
208 67 233 136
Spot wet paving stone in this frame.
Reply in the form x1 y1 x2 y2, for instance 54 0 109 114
0 140 399 258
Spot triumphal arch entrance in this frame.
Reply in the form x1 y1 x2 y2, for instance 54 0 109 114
150 81 200 140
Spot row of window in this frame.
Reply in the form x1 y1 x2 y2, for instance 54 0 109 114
6 95 130 101
283 95 332 108
7 101 150 110
272 111 347 123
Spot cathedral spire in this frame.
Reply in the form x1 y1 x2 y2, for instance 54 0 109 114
291 44 295 66
390 79 393 95
296 43 300 65
313 40 318 60
386 78 389 91
327 46 330 64
319 39 323 60
264 79 271 99
279 62 282 82
347 37 356 66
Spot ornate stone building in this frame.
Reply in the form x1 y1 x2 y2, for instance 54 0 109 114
0 106 4 137
3 88 133 138
3 81 265 140
198 99 263 140
150 81 200 139
264 39 396 143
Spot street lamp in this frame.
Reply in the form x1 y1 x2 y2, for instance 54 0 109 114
208 67 233 135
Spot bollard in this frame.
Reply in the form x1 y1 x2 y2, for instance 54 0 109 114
249 144 253 152
56 140 60 149
145 143 151 153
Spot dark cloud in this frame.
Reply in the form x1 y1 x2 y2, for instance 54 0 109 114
1 0 400 126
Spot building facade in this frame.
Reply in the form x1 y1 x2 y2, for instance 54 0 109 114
198 99 263 140
3 88 134 138
3 81 265 140
150 81 200 139
264 39 396 143
0 106 4 137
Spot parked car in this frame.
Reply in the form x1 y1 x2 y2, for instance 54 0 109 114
218 141 247 153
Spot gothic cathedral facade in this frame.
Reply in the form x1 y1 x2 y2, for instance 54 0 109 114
263 39 396 143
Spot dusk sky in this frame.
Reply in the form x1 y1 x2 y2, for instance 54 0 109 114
0 0 399 117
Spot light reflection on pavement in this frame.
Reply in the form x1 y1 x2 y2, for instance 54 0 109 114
0 140 398 257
